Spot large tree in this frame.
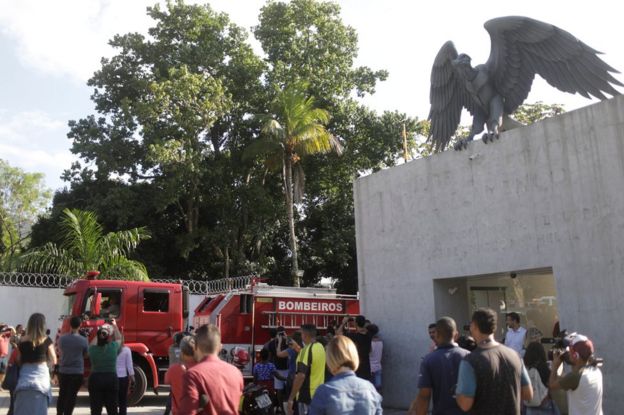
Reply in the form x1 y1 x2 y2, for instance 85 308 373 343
19 208 150 280
246 83 342 286
65 1 276 266
35 0 413 291
0 159 51 266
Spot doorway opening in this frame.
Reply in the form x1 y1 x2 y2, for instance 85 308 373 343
434 267 560 343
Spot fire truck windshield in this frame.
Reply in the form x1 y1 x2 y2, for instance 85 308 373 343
61 293 76 319
84 290 122 319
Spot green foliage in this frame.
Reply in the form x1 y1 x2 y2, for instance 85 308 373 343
512 101 565 125
246 82 341 285
19 209 150 280
254 0 387 100
36 0 488 292
0 160 51 267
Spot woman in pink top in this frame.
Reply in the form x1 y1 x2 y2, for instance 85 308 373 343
165 336 196 415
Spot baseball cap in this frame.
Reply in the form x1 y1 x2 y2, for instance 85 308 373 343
565 333 594 360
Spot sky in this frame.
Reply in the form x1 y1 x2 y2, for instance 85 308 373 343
0 0 623 193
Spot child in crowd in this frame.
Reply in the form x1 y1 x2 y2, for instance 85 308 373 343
253 348 286 393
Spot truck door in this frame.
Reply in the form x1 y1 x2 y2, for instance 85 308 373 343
137 288 174 357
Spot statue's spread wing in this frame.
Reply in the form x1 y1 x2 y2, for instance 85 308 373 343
485 16 622 113
428 41 478 151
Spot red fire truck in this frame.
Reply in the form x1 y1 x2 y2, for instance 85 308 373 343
57 274 358 405
192 276 360 376
58 273 189 405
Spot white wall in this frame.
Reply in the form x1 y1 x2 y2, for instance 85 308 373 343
0 286 66 336
354 95 624 411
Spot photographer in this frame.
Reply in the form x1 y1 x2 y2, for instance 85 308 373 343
337 315 373 381
548 333 602 415
268 326 290 411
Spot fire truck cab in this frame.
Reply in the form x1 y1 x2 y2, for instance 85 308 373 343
59 274 189 405
193 276 360 376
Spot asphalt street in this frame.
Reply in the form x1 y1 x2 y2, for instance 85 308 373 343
0 387 406 414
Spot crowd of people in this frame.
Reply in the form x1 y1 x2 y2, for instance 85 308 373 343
0 314 137 415
408 308 603 415
0 307 605 415
163 315 384 415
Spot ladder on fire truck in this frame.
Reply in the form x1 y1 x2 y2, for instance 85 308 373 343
261 311 352 330
201 275 359 331
257 288 359 331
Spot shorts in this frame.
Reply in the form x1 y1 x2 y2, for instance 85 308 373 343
274 369 289 390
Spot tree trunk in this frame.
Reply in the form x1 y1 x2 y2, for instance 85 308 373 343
224 246 230 278
283 154 300 287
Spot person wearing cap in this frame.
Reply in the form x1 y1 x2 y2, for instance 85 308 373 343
88 319 122 415
548 333 603 415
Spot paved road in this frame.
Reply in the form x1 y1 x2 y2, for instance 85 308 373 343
0 388 406 414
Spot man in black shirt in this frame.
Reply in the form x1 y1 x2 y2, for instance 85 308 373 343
338 315 373 381
267 326 290 412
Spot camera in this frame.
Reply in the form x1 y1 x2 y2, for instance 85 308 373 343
546 330 604 367
547 330 570 362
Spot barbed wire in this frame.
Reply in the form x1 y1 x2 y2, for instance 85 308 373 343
0 272 72 288
0 272 257 295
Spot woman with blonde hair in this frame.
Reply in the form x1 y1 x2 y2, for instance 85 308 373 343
14 312 57 414
309 335 382 415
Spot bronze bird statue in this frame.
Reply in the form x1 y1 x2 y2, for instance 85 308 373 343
428 16 622 151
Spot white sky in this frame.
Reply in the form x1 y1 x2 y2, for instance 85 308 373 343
0 0 622 192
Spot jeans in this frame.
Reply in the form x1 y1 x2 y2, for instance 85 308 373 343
525 399 561 415
57 373 84 415
88 372 119 415
371 369 382 391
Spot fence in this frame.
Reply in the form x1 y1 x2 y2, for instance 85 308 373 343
0 272 257 295
0 272 258 335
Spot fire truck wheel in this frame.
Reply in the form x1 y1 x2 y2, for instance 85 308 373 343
128 364 148 406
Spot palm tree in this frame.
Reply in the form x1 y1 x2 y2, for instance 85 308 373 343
17 208 151 280
246 83 342 286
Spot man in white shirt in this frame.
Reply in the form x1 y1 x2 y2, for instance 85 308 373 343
548 333 603 415
503 312 526 356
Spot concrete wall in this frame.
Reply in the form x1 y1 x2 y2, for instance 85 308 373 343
0 285 206 336
354 95 624 411
0 286 66 336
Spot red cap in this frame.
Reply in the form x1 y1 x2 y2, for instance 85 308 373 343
571 336 594 360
